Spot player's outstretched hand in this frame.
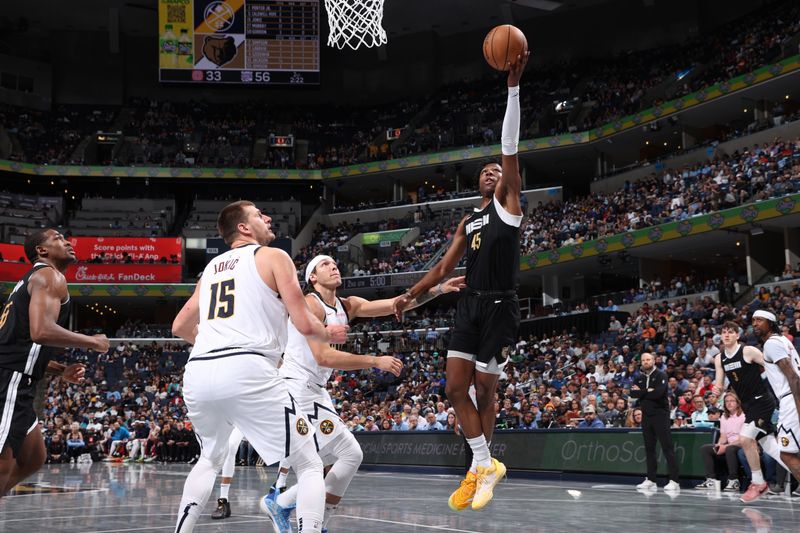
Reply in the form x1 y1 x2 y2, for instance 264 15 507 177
376 355 403 377
507 50 530 87
441 276 466 294
91 334 110 353
63 363 86 384
326 324 349 344
393 293 413 321
711 384 722 397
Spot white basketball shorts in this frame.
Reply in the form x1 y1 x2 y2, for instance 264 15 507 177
183 353 316 467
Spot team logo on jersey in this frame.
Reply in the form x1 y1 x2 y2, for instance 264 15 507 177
320 419 335 435
782 436 790 447
296 418 309 436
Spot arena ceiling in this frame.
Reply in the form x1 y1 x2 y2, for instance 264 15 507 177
0 0 617 37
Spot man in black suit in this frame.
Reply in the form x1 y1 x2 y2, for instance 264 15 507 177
630 352 680 492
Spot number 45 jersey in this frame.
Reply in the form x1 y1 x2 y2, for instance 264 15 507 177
191 244 288 364
463 195 522 291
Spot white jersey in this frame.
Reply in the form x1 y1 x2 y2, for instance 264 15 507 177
281 292 348 386
763 334 800 399
190 244 288 364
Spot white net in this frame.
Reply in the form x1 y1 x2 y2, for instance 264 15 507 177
324 0 388 50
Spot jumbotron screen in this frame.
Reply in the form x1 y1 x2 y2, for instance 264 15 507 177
158 0 320 85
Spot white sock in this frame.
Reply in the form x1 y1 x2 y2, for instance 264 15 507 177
469 456 478 474
277 484 299 508
219 483 230 500
752 470 765 485
322 502 338 528
466 435 491 468
276 470 289 489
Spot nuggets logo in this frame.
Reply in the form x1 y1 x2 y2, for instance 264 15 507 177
320 420 335 435
296 418 309 435
782 437 790 447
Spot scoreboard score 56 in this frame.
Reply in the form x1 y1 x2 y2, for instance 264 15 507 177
158 0 320 86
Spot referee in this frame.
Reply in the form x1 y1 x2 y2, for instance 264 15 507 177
630 352 680 492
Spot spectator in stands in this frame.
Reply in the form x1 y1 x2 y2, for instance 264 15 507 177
690 396 715 428
419 412 445 431
105 421 131 460
46 432 67 464
625 408 643 428
577 406 604 428
65 423 86 463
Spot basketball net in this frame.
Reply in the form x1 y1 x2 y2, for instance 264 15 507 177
324 0 388 50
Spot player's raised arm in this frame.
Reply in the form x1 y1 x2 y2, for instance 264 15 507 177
495 51 529 215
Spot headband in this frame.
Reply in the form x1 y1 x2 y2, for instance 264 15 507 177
304 255 335 283
753 309 777 322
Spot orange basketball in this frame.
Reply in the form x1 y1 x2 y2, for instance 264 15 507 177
483 24 528 71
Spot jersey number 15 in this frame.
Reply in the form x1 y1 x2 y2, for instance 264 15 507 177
208 279 235 320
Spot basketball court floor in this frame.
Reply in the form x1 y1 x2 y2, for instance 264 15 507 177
2 463 799 532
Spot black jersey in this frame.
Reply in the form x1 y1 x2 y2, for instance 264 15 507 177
722 343 771 404
463 195 522 291
0 263 70 381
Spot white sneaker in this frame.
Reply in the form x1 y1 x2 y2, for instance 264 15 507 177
695 478 716 489
636 479 657 490
724 479 740 492
664 480 681 493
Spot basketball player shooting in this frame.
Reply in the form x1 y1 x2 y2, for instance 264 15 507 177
394 51 529 511
0 229 109 497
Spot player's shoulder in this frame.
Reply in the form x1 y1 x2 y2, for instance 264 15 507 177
762 336 785 350
254 245 289 259
28 264 65 288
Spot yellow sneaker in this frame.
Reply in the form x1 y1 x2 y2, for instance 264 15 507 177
448 471 477 511
471 458 506 510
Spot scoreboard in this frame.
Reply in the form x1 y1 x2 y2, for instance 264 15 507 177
158 0 320 85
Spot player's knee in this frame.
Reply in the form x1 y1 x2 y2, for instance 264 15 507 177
346 441 363 467
445 381 467 401
290 443 324 476
203 452 225 472
474 387 493 409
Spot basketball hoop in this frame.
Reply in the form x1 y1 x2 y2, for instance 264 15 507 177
324 0 388 50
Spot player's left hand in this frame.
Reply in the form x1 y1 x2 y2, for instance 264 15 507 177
441 276 466 294
507 50 530 87
63 363 86 384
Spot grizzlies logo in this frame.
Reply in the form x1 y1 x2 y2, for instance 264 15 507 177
320 420 335 435
202 36 237 67
296 418 309 436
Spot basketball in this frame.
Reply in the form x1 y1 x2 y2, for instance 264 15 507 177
483 24 528 71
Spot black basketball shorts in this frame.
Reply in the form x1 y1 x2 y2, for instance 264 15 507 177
742 397 777 440
448 290 520 370
0 368 38 458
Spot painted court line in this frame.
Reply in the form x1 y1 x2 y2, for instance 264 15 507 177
83 519 268 533
335 515 483 532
